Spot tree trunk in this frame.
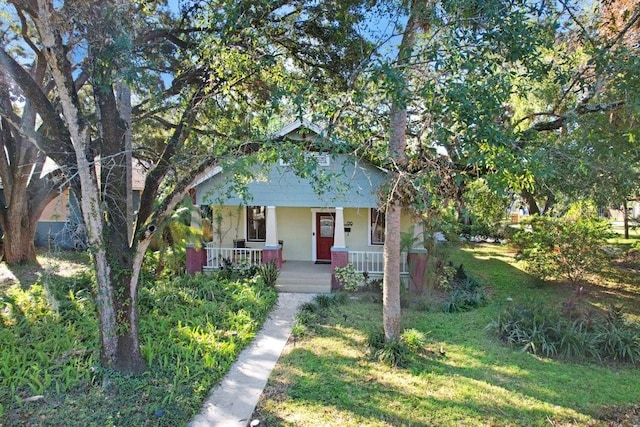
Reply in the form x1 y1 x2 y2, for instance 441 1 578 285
381 5 418 341
522 190 540 216
383 106 407 340
35 2 146 373
3 214 37 264
623 199 629 239
383 199 402 340
96 233 147 374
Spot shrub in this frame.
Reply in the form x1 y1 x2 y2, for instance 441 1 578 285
365 328 430 367
365 328 387 352
334 263 364 291
512 214 612 284
214 258 259 281
314 294 333 309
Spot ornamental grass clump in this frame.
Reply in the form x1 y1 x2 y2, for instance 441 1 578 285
440 264 488 313
365 327 431 367
487 303 640 364
256 261 279 287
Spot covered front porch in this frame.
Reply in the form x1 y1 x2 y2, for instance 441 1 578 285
188 244 413 293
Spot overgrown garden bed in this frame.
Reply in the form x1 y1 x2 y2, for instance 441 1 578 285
0 251 277 426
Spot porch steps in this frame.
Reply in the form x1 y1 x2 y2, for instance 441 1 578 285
275 261 332 293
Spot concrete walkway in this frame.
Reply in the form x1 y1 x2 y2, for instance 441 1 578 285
189 292 316 427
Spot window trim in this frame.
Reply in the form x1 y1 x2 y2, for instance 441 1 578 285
246 205 266 242
369 208 385 246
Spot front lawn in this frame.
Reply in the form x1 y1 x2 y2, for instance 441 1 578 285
253 243 640 426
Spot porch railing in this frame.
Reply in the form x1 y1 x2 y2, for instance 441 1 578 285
203 244 408 274
348 251 409 275
204 243 263 269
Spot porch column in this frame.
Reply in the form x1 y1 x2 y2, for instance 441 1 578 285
186 196 206 275
265 205 278 246
263 206 282 268
331 207 348 290
333 207 346 248
186 244 206 275
413 221 424 249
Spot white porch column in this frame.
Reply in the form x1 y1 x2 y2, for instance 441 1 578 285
333 207 346 248
265 205 279 247
413 221 424 249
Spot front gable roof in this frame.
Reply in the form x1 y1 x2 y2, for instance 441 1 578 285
273 119 325 142
193 120 386 208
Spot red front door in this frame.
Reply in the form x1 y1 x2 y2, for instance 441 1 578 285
316 213 335 262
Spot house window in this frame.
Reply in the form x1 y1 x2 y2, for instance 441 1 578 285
315 153 330 166
370 208 385 245
247 206 266 242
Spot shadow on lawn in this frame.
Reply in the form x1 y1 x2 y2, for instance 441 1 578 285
259 345 604 426
255 243 640 425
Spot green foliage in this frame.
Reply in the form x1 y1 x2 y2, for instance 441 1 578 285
374 337 410 367
256 261 280 287
512 213 613 284
365 327 431 367
290 293 351 342
461 179 510 239
442 276 488 313
487 303 640 364
436 264 457 291
437 264 488 313
213 258 259 282
314 294 333 309
1 266 277 425
254 243 640 425
295 308 320 327
334 263 365 292
400 328 429 353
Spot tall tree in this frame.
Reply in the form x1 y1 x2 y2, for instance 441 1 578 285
0 0 375 373
382 3 420 340
0 4 70 263
331 0 559 339
508 1 640 217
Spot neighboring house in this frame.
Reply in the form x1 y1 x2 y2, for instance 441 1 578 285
35 159 147 249
187 120 427 292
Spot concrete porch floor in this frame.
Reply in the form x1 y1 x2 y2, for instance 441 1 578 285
275 261 332 293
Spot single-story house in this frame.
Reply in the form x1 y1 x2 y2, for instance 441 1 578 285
187 120 427 293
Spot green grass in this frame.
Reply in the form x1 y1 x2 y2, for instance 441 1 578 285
253 243 640 426
0 251 277 426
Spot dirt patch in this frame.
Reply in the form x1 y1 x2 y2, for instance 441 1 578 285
0 249 90 291
597 404 640 426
